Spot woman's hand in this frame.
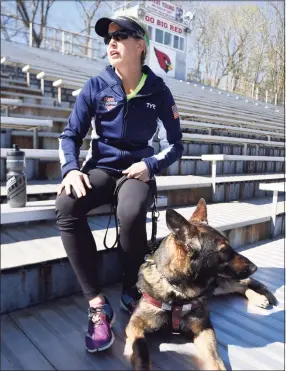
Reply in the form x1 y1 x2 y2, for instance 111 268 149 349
122 161 150 182
57 170 92 198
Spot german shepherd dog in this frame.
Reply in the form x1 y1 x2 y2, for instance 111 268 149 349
126 199 278 370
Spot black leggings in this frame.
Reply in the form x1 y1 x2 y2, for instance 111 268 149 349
55 168 155 300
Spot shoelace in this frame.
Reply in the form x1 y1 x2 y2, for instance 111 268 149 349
88 307 105 327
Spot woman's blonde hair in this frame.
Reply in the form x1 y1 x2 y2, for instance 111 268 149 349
122 15 149 66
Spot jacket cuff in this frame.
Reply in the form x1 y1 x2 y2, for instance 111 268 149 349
142 157 158 179
61 164 80 179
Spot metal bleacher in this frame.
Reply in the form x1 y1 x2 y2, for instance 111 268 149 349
1 39 285 370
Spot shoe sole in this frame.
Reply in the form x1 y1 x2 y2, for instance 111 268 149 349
85 312 116 353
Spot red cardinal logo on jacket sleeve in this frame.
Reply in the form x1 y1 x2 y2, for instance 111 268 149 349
154 47 173 73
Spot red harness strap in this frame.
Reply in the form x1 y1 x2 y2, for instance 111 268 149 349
142 292 196 333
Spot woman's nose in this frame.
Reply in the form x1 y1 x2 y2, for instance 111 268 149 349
110 38 117 46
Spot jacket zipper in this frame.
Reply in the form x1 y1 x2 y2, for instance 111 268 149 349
123 100 129 139
106 67 164 142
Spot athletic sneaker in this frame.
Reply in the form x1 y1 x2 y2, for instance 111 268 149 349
85 296 116 352
120 286 142 314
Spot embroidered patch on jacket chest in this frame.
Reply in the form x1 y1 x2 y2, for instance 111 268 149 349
99 96 118 111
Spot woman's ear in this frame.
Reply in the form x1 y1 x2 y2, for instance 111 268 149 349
137 39 146 55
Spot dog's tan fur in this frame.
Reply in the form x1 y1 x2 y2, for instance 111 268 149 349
126 199 278 370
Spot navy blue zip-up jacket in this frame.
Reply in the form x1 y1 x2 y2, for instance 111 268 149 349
59 65 184 179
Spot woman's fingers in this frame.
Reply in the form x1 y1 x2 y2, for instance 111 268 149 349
65 183 71 196
83 174 92 189
122 167 131 174
57 183 64 195
74 178 86 198
57 170 92 198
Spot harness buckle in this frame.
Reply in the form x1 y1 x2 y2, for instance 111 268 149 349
182 304 192 311
162 302 172 311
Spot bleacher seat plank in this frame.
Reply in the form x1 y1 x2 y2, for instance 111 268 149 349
259 182 285 192
1 116 53 129
1 83 42 94
177 104 284 127
1 173 284 200
183 133 284 146
1 197 284 270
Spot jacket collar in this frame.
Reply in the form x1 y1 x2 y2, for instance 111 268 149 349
100 65 166 96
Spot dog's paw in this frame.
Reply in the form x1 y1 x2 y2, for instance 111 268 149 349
246 290 272 308
262 290 278 306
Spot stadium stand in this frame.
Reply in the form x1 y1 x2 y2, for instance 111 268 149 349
1 38 284 370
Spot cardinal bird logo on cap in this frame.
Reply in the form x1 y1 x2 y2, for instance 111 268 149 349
154 47 173 73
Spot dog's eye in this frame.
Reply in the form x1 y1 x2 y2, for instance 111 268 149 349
218 248 232 261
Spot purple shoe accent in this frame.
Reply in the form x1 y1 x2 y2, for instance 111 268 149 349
85 296 115 352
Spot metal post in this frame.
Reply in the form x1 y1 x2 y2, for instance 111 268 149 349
62 31 65 54
58 86 62 105
71 34 73 54
27 71 30 87
33 128 39 149
272 190 278 227
29 22 33 46
211 161 217 193
265 90 268 103
275 92 278 106
251 83 255 98
6 129 12 147
243 144 247 155
255 87 259 100
53 29 56 50
40 78 44 95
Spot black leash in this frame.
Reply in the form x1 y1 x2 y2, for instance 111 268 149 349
103 175 159 251
147 191 160 252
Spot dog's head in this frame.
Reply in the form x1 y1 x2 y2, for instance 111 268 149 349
165 199 257 281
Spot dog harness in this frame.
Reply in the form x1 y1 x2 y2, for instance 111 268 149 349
142 291 201 334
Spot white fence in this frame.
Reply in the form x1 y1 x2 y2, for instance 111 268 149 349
1 13 107 60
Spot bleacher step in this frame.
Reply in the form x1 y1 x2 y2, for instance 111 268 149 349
1 195 168 224
1 198 284 314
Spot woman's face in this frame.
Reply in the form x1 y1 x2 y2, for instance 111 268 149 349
107 22 145 68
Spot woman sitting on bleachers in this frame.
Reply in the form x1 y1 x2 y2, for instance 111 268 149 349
55 15 183 353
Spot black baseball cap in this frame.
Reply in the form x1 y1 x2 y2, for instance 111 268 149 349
95 15 149 45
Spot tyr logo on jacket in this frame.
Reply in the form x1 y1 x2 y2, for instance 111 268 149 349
59 65 183 178
147 103 156 109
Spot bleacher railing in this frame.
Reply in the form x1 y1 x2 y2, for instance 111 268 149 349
1 13 107 60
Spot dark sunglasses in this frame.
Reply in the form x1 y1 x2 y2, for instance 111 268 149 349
104 29 143 45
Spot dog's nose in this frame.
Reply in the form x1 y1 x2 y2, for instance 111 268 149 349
249 263 257 274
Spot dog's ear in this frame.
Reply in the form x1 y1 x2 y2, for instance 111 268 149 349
189 198 208 224
166 209 200 248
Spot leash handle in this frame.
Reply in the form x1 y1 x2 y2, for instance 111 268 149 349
103 175 128 250
104 176 159 251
